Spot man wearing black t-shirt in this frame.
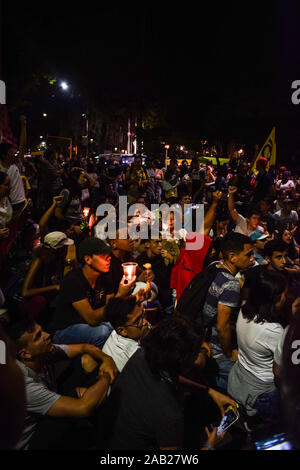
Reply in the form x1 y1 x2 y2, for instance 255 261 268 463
49 238 134 348
99 316 230 451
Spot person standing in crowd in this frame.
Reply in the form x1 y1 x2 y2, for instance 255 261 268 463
37 148 63 212
227 270 288 427
202 232 254 389
125 156 150 204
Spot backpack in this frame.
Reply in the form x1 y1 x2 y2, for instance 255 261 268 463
175 262 228 336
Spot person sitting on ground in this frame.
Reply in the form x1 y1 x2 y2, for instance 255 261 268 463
273 199 299 230
48 237 136 349
55 167 96 225
228 186 264 236
21 231 74 298
99 315 237 451
20 232 74 326
102 296 152 372
136 236 174 313
6 318 117 450
256 199 275 234
106 226 153 294
276 225 300 274
242 240 289 302
249 230 270 265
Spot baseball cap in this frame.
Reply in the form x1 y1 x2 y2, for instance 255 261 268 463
78 237 112 260
250 230 269 242
44 231 74 250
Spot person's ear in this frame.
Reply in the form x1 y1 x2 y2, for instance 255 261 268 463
116 326 128 338
84 255 92 265
19 348 32 361
228 252 236 264
109 239 117 250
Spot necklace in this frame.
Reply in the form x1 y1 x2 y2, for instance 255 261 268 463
219 261 236 277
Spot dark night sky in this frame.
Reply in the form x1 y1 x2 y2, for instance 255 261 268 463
1 2 300 162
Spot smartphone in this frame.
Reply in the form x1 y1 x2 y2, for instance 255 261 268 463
216 408 239 435
255 433 292 450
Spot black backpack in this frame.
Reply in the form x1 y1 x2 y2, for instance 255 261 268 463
175 263 228 336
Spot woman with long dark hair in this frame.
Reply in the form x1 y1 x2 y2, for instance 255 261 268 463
227 270 288 426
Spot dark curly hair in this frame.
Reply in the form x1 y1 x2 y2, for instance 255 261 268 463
141 315 203 379
242 269 288 325
104 296 137 330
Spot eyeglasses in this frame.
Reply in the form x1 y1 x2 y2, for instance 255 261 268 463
125 309 146 329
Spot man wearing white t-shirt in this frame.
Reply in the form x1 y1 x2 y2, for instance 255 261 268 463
273 199 299 229
228 186 264 236
102 296 151 372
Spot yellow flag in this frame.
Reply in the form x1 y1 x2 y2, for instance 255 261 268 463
252 127 276 172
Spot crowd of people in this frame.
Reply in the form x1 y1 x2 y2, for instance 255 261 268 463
1 116 300 451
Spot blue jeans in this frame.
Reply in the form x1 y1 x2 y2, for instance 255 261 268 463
253 389 281 425
53 322 113 349
211 344 235 391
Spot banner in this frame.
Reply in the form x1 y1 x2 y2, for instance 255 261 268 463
252 127 276 172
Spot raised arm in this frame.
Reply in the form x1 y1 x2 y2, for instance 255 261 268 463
21 258 60 298
39 196 63 239
203 190 223 235
227 186 239 223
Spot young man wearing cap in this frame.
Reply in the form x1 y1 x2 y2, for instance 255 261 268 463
21 232 74 322
49 237 135 349
249 230 269 265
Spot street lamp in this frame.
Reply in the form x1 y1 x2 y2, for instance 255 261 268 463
60 81 69 91
165 144 170 158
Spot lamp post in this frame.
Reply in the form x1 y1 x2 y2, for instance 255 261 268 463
165 144 170 168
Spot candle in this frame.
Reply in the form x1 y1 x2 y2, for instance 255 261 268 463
122 262 138 282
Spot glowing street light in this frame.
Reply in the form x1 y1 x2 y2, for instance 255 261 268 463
165 144 170 158
43 113 47 117
60 81 69 90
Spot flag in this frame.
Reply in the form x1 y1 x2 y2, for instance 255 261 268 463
251 127 276 172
